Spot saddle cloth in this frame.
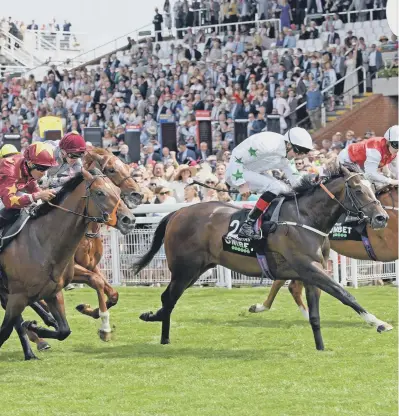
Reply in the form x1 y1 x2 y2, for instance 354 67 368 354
329 214 363 242
0 210 32 253
222 198 285 280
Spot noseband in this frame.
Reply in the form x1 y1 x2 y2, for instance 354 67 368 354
100 154 142 195
48 174 121 225
320 173 380 222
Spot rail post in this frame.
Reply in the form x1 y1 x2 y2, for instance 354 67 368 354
350 258 358 289
110 228 121 286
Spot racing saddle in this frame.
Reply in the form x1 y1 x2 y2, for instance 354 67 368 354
0 208 32 252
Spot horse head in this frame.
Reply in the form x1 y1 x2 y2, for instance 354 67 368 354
84 150 143 209
338 163 389 230
82 168 136 235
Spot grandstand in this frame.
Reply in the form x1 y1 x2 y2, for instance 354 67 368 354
0 3 397 287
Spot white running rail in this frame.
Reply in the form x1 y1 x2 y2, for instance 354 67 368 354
98 203 397 288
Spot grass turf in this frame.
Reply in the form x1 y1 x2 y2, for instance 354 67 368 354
0 286 396 416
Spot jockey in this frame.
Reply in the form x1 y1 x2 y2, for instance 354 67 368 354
0 142 57 234
226 127 313 240
338 125 399 187
42 131 87 190
0 144 19 158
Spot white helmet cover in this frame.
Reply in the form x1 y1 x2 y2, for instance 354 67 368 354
284 127 313 151
384 125 399 142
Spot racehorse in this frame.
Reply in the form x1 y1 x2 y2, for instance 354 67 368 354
252 185 398 317
134 163 392 350
26 149 142 347
0 168 135 360
72 150 141 339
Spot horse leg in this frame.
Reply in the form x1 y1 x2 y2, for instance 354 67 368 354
303 284 324 351
30 301 58 328
0 293 28 358
23 292 71 341
289 280 308 320
26 329 51 352
140 270 194 345
249 279 286 313
299 261 393 333
0 291 38 359
74 264 106 319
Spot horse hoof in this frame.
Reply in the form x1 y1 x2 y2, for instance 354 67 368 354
76 304 90 313
139 312 153 322
37 341 51 352
377 323 393 333
25 354 39 361
161 338 170 345
98 330 112 342
248 304 267 313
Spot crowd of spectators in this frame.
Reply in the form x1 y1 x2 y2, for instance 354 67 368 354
156 0 388 38
0 3 396 201
0 17 72 42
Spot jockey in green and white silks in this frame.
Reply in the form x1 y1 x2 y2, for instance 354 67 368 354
226 127 313 240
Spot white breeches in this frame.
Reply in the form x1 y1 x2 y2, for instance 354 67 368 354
338 148 351 164
227 169 290 195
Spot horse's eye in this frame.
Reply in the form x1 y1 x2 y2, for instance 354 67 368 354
355 189 363 195
96 190 105 197
108 168 115 174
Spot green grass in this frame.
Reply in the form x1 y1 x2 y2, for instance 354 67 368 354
0 286 397 416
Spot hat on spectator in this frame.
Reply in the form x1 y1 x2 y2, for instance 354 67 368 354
147 126 157 136
174 164 198 180
204 173 218 184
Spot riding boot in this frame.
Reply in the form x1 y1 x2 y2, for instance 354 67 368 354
237 191 277 240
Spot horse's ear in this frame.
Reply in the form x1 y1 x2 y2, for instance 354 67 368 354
82 168 94 181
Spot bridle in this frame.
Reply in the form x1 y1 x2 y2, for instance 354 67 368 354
98 154 142 194
319 172 381 222
47 174 121 226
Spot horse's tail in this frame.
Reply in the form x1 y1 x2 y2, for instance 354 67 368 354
133 211 175 275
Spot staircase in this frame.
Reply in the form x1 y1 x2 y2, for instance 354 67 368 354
312 92 396 142
0 29 43 72
325 92 374 124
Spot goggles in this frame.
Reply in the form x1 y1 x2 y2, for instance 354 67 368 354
390 141 398 150
32 164 51 172
67 152 84 159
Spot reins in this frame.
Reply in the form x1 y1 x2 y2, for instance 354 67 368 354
47 175 121 226
319 173 379 222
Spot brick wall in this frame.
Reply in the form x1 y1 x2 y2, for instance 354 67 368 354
313 94 398 143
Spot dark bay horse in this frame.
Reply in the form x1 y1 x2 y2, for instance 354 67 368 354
254 185 398 317
0 168 135 360
134 164 392 350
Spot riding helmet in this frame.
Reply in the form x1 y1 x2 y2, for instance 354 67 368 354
59 131 87 153
24 142 58 166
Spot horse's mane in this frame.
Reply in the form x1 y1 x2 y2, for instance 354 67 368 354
283 162 362 198
87 147 111 157
34 169 100 218
83 148 112 169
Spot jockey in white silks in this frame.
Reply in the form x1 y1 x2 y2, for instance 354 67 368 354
226 127 313 239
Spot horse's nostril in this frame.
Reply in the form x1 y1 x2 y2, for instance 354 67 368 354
375 215 386 223
122 215 135 225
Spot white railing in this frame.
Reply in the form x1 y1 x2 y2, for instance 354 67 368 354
98 203 397 288
293 65 366 128
25 30 86 53
0 65 29 78
0 29 42 68
306 7 386 25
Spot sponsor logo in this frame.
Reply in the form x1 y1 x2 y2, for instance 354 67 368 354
329 224 352 238
225 236 253 254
